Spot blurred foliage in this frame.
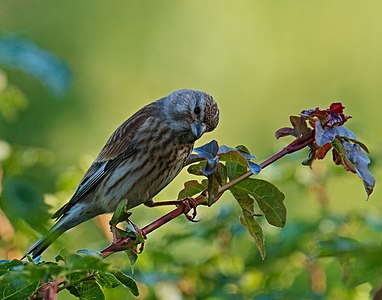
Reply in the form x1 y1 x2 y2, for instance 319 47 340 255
0 36 72 97
0 2 381 299
0 250 138 299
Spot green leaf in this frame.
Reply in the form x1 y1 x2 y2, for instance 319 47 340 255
112 271 139 296
0 84 27 122
207 171 220 206
125 249 138 276
240 214 265 260
0 260 23 275
318 237 362 257
96 272 121 289
1 178 50 231
0 271 39 300
177 180 207 199
233 178 286 227
54 248 69 263
68 280 105 300
66 253 110 272
226 161 286 227
110 199 129 226
219 148 250 167
230 188 266 259
76 249 103 258
187 161 207 176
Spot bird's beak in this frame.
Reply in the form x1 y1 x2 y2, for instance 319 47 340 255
191 122 207 139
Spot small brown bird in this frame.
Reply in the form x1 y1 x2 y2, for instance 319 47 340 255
24 89 219 259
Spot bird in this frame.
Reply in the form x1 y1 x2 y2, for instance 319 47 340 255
23 89 219 259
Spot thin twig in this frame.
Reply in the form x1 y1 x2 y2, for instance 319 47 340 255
101 132 315 257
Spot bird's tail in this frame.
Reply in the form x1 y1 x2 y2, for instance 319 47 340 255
22 223 65 260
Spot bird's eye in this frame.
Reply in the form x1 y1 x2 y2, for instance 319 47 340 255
194 106 201 114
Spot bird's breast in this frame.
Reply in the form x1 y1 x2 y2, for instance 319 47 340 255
97 135 193 212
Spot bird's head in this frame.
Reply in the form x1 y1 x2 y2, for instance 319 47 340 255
163 89 220 143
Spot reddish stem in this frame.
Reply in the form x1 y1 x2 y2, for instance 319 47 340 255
101 132 315 257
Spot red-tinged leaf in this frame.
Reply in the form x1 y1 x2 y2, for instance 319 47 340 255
275 116 311 139
329 102 345 114
316 143 332 159
332 149 342 165
275 127 295 139
301 103 351 128
290 116 310 136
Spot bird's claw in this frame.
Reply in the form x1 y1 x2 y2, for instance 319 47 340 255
178 197 199 222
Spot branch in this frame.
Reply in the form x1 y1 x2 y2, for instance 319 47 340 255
101 132 315 258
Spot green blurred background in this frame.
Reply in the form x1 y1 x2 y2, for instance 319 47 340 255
0 1 381 299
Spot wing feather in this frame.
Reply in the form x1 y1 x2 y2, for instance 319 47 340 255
52 104 156 220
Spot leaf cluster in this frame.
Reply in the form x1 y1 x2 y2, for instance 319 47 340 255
180 141 286 259
276 102 375 196
0 250 138 299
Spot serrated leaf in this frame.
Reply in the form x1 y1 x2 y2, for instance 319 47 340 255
178 180 207 199
112 271 139 296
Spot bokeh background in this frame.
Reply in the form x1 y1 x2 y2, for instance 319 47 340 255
0 1 381 299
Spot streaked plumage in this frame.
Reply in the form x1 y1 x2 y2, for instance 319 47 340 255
24 89 219 259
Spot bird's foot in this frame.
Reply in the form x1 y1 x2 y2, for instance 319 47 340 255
108 211 146 254
177 197 199 222
145 197 199 222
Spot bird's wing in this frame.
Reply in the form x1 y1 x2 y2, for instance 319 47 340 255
52 105 156 220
